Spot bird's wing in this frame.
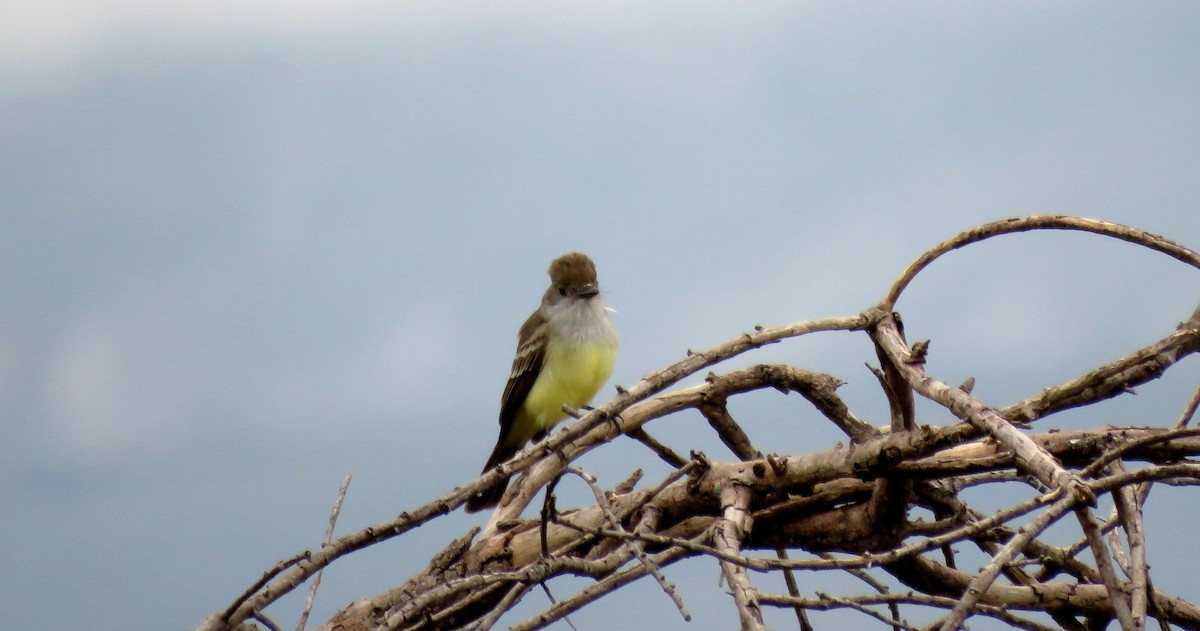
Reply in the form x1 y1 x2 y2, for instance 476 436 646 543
496 310 547 441
469 309 550 511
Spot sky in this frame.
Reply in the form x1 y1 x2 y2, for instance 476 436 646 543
2 2 1199 630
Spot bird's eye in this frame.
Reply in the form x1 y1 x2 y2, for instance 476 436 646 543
558 287 567 297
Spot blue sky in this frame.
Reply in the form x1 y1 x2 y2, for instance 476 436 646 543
2 2 1198 630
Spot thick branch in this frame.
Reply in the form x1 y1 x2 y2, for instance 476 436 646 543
716 483 765 630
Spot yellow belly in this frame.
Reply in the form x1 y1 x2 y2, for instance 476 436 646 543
519 341 616 439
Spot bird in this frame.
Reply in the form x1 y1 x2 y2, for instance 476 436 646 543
466 252 618 513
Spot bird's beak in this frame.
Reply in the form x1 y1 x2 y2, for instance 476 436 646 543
577 284 600 298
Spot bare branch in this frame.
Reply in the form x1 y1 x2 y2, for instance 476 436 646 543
715 482 764 631
937 490 1077 631
1075 505 1136 631
882 215 1200 309
762 592 1063 631
296 472 351 631
196 216 1200 631
564 467 690 622
1109 461 1151 629
625 427 688 468
870 309 1095 504
1176 383 1200 428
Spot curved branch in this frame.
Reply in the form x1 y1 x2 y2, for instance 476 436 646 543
882 215 1200 310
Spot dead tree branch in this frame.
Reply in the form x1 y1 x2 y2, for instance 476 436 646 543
196 216 1200 631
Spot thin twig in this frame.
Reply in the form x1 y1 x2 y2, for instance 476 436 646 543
1176 383 1200 428
297 472 352 631
817 552 900 631
762 592 1061 631
508 546 695 631
1075 505 1136 631
563 467 691 621
541 584 580 631
777 548 814 631
626 427 688 467
1079 427 1200 478
472 582 534 631
1109 461 1150 630
937 489 1075 631
222 552 311 622
252 612 284 631
814 591 920 631
1107 526 1134 578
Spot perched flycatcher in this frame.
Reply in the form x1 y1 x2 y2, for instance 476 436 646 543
466 252 618 512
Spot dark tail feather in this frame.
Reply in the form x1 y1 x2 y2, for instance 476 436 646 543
465 475 510 512
465 441 518 513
